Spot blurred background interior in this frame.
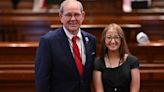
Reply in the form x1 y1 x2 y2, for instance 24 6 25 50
0 0 164 92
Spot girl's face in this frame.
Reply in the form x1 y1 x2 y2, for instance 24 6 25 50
105 29 121 52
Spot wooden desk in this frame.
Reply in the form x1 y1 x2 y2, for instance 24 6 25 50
0 42 38 64
129 41 164 63
0 42 37 92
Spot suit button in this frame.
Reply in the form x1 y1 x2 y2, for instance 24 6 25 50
114 88 117 91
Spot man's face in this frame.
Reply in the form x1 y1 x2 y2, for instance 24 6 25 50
60 2 85 34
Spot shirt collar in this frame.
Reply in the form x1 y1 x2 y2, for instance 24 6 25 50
63 26 82 40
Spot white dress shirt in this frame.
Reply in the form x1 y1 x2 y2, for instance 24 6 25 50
63 26 86 65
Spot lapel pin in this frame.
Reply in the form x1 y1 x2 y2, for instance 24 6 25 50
85 37 89 44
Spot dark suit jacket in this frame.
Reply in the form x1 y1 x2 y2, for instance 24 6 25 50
35 28 96 92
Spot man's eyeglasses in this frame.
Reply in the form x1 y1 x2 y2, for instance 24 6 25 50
63 13 82 19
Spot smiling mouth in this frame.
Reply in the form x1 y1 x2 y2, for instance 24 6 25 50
110 44 118 47
69 22 77 25
69 24 78 27
70 25 77 27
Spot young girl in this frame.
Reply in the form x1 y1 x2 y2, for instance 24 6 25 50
93 23 140 92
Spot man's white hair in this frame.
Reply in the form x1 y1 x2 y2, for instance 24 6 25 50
59 0 84 14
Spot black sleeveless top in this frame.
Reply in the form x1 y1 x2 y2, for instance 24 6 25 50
94 55 139 92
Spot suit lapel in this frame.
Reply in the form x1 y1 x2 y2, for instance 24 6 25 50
81 31 90 69
58 28 80 78
57 29 93 78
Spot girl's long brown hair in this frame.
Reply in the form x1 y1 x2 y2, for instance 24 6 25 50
100 23 130 61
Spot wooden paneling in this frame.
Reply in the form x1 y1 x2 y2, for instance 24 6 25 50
0 0 33 10
0 42 36 92
1 10 164 42
129 42 164 64
0 0 164 92
0 42 37 64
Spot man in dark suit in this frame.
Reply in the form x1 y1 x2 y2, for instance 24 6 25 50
35 0 96 92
